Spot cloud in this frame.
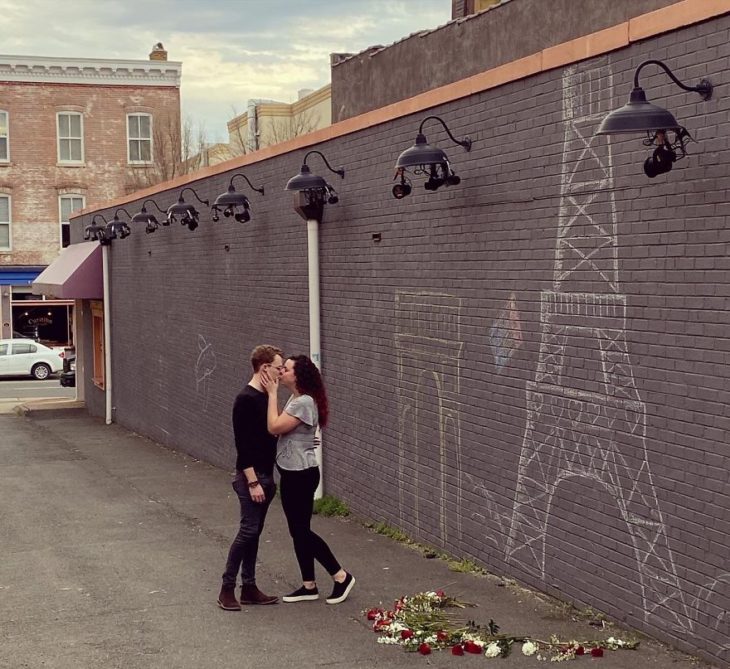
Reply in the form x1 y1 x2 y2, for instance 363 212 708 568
0 0 451 141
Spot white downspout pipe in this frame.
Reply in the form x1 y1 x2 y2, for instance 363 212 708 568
102 244 112 425
307 218 324 499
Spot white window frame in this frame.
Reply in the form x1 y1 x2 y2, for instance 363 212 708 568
59 194 85 248
57 112 84 164
0 194 11 252
0 110 8 162
127 113 153 164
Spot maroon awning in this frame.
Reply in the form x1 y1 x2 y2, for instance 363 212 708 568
32 242 103 299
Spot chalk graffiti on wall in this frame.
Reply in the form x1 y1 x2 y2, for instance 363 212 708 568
505 61 693 633
488 293 523 372
395 291 463 547
195 334 217 410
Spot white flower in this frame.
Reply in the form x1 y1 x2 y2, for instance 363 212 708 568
522 641 538 656
377 636 400 644
485 642 501 658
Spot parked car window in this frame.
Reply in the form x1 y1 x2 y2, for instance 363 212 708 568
11 343 34 354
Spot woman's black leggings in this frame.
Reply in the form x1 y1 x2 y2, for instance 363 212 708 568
278 465 341 582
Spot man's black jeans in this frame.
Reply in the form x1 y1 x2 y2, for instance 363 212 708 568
222 472 276 588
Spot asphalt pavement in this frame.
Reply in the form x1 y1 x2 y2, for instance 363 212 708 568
0 408 718 669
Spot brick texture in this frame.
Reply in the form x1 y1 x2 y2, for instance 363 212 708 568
0 81 179 265
75 14 730 667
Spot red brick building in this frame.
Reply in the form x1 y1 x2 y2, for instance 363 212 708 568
0 45 181 344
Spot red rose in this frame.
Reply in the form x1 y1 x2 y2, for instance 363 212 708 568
590 647 604 657
366 608 382 621
418 643 431 655
436 631 449 642
401 630 414 640
373 619 391 632
464 641 482 654
576 646 585 656
436 589 446 598
451 644 465 656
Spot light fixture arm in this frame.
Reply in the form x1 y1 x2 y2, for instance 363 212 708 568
418 115 472 152
91 214 108 225
114 207 133 220
230 173 265 195
180 187 210 206
140 199 166 215
303 150 345 179
634 59 713 100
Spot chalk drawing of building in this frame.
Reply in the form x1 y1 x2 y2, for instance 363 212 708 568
396 291 463 547
505 62 691 632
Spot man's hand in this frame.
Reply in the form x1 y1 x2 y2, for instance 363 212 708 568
249 482 265 503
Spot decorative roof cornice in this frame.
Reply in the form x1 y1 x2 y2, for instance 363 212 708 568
0 54 181 87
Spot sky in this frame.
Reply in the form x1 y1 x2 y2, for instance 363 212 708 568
0 0 452 142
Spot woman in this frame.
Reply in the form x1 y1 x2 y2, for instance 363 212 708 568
261 354 355 605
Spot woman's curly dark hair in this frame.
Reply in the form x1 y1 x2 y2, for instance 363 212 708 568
290 355 329 428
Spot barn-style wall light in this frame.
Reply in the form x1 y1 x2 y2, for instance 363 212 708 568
131 199 168 234
392 115 471 199
597 59 713 178
108 208 132 240
166 187 209 231
212 173 265 224
84 214 111 245
285 150 344 223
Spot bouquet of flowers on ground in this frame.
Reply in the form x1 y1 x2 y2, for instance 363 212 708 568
365 590 639 661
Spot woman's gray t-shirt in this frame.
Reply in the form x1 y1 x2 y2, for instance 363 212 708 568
276 394 318 471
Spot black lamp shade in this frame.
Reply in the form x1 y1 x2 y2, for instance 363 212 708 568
395 133 449 169
132 210 156 225
213 186 249 208
597 87 681 135
285 164 328 191
167 201 196 218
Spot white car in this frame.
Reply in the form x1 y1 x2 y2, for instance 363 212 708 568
0 339 63 380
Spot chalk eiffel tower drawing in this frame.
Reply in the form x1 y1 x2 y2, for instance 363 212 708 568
505 62 691 631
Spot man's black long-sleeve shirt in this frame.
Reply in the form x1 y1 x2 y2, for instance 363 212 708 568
232 385 277 474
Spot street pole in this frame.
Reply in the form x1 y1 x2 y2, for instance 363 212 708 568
102 244 112 425
307 218 324 499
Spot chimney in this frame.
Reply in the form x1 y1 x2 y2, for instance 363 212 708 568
297 88 314 100
149 42 168 61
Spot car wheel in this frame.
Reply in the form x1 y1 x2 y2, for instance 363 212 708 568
32 363 51 380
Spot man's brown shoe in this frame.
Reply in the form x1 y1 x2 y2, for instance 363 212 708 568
240 584 279 605
217 586 241 611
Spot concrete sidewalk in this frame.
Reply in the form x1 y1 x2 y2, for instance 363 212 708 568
0 410 715 669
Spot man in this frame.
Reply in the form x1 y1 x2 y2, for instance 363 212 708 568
218 344 284 610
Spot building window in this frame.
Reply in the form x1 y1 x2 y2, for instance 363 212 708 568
127 113 152 163
57 112 84 163
91 301 105 389
59 194 85 248
0 111 8 162
0 194 10 251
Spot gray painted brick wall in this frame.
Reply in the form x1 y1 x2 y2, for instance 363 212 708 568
75 14 730 666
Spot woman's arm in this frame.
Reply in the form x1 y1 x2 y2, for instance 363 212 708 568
261 370 301 435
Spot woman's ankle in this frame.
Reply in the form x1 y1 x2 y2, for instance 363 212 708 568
333 570 347 583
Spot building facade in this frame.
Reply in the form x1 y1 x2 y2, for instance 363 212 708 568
0 46 181 344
